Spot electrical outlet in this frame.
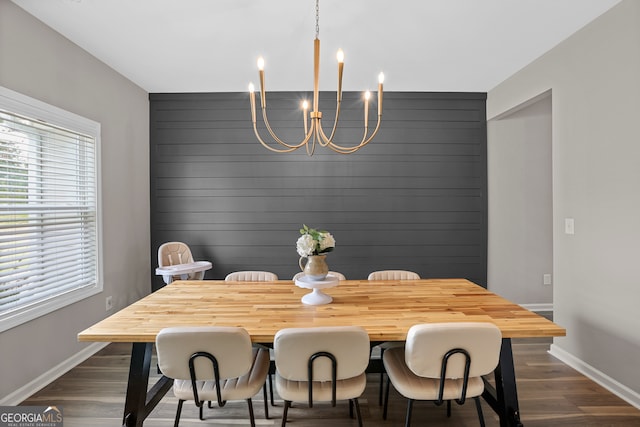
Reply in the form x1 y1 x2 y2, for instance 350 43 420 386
105 296 113 311
543 274 552 286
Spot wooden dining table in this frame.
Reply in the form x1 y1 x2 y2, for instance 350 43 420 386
78 278 565 427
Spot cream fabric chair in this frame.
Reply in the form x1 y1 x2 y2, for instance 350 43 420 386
155 326 270 427
158 242 205 282
382 322 502 427
224 270 278 405
292 271 346 281
367 270 420 280
225 271 278 281
274 326 370 427
368 269 421 405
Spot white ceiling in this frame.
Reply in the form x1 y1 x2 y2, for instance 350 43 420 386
11 0 622 93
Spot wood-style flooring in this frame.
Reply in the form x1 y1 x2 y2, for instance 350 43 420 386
21 338 640 427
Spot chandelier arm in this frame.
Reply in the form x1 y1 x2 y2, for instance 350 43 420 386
361 125 370 145
324 114 382 154
306 127 318 156
317 99 342 146
360 113 382 146
251 91 300 152
315 118 332 147
251 122 300 153
257 60 314 150
260 106 315 149
353 114 382 148
321 45 345 144
325 141 362 154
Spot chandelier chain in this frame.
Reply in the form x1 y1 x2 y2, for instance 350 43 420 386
315 0 320 38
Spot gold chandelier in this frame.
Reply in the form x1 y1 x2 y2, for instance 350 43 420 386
248 0 384 155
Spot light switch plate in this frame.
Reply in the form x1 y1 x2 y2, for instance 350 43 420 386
565 218 575 235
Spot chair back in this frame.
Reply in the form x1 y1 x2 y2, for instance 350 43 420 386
225 271 278 281
405 322 502 379
156 326 253 381
292 271 346 281
274 326 369 382
368 270 420 280
158 241 194 267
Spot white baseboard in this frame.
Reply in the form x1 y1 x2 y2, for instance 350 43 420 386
550 343 640 409
0 342 109 406
520 303 553 312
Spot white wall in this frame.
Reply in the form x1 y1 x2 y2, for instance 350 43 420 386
487 93 553 306
0 0 150 403
488 0 640 405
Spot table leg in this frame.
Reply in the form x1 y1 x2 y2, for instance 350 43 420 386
482 338 524 427
122 342 173 427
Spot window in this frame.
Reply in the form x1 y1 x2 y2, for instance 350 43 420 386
0 86 101 332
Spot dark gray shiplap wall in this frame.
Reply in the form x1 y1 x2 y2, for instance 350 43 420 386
150 92 487 290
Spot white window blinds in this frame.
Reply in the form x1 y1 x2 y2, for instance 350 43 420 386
0 86 101 331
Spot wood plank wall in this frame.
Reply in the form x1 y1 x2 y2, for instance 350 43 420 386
149 92 487 290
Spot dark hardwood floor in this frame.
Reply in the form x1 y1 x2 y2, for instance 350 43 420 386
21 338 640 427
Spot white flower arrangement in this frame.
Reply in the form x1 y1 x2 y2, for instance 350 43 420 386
296 224 335 257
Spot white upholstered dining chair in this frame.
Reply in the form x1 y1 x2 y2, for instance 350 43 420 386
224 269 279 405
225 271 278 281
155 326 270 427
367 270 420 280
382 322 502 427
368 269 421 405
274 326 370 427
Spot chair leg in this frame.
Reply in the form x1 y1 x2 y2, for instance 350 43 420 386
246 398 256 427
447 399 452 417
379 346 386 406
199 402 204 420
474 397 486 427
353 398 363 427
405 399 414 427
263 382 269 419
383 377 391 420
349 399 354 418
174 399 184 427
269 372 275 406
281 400 291 427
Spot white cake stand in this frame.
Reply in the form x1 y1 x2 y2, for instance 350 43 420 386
294 274 339 305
